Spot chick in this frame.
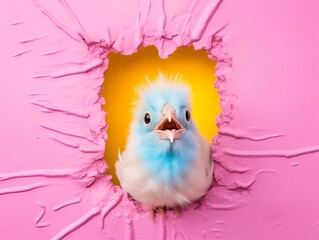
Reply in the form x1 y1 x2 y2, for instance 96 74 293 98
115 73 213 216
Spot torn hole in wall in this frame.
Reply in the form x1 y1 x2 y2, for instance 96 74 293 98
101 46 220 187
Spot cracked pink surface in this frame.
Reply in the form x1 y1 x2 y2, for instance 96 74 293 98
1 0 319 239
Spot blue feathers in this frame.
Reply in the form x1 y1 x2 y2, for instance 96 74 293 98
131 74 199 186
135 129 198 186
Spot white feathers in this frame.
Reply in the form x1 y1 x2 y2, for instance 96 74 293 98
116 131 213 208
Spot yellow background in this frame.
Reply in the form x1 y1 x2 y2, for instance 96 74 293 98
102 46 220 185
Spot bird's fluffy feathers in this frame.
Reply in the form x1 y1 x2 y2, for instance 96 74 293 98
115 73 213 208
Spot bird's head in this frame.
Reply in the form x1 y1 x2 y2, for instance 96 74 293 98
131 74 198 152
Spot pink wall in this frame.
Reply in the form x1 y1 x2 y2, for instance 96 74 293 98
1 0 319 239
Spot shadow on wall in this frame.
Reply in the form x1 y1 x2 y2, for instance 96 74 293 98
102 46 220 185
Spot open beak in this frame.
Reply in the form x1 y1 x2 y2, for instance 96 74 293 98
153 104 184 143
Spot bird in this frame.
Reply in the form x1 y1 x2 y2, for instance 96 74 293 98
115 73 213 217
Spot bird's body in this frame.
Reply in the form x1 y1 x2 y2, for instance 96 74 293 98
115 74 213 210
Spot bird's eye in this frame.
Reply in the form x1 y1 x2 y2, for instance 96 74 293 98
144 112 151 126
185 109 191 123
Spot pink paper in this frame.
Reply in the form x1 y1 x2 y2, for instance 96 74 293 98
1 0 319 239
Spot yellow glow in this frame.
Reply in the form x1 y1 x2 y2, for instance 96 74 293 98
102 46 220 185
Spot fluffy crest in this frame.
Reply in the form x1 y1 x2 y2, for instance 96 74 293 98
132 72 192 111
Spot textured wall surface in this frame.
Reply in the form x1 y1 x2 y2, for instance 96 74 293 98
1 0 319 239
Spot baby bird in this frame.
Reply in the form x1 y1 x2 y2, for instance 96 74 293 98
115 74 213 216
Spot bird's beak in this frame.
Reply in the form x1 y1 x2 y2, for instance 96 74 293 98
153 104 184 143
